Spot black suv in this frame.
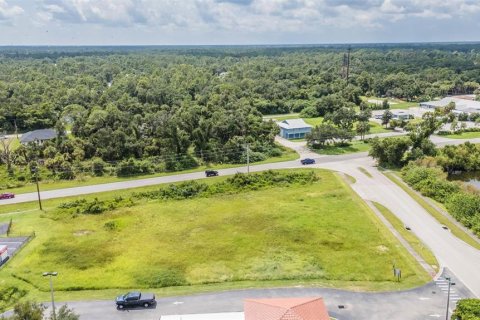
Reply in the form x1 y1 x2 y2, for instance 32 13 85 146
205 170 219 177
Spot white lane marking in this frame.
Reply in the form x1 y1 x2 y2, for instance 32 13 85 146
429 314 441 318
419 297 430 300
173 301 184 305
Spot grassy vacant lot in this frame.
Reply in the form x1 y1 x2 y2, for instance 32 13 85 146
303 117 324 127
367 121 390 134
312 140 371 155
2 144 298 195
0 169 430 306
361 96 417 110
441 131 480 139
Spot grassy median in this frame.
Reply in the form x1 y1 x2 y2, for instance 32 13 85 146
372 202 438 271
384 172 480 250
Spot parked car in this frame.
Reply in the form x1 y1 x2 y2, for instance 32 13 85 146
0 193 14 200
116 292 156 309
300 158 315 165
205 170 219 177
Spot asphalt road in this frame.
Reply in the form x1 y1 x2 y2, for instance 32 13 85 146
315 156 480 298
33 270 474 320
0 152 367 205
1 135 480 319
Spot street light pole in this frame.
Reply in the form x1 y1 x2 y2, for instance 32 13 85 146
43 272 58 320
445 277 455 320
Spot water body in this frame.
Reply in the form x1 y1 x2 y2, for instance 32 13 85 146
449 171 480 189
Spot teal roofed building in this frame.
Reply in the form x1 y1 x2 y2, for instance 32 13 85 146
278 119 313 139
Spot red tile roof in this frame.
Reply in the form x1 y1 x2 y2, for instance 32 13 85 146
244 297 330 320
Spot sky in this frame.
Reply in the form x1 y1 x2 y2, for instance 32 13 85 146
0 0 480 45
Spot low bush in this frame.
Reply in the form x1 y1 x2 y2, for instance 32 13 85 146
401 163 480 236
452 298 480 319
58 197 134 215
116 158 154 177
135 170 319 201
0 286 27 313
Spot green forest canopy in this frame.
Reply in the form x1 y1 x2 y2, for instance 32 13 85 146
1 44 480 175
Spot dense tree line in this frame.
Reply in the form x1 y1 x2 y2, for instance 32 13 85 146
1 45 480 181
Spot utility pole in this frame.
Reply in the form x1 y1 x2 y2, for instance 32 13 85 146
342 46 351 83
246 143 250 174
32 167 42 211
346 46 351 83
43 272 58 320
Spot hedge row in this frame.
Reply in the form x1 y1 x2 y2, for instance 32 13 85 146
58 170 319 215
401 163 480 236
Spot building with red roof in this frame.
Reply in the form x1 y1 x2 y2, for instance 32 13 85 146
244 297 330 320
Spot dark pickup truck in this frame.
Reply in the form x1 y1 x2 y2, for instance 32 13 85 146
116 292 156 309
205 170 219 177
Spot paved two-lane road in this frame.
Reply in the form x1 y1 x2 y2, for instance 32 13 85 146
0 152 367 205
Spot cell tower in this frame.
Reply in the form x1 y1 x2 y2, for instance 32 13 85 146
342 46 351 82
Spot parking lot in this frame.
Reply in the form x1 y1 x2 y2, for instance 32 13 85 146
0 236 30 266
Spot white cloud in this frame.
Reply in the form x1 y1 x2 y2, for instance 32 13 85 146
0 0 24 22
33 0 480 32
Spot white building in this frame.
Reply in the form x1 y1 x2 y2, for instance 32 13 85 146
420 97 480 116
391 109 413 120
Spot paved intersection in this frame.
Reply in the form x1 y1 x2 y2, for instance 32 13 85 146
1 135 479 319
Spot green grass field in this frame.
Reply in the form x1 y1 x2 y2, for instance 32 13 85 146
441 131 480 139
361 96 417 110
263 113 300 121
303 117 324 127
367 121 391 134
312 140 371 155
2 144 298 195
0 169 430 307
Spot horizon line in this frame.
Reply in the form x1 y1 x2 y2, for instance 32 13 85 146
1 40 480 48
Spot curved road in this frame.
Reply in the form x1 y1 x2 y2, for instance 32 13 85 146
1 136 479 302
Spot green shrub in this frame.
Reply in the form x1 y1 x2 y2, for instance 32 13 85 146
58 197 133 215
103 221 118 231
452 298 480 320
91 157 107 176
402 163 480 236
116 158 153 177
446 193 480 231
135 171 319 201
0 286 27 313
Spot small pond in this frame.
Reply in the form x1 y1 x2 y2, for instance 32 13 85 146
449 171 480 189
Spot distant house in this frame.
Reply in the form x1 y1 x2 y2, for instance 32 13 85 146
20 129 57 145
391 110 413 120
278 119 313 139
244 297 330 320
420 97 480 116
